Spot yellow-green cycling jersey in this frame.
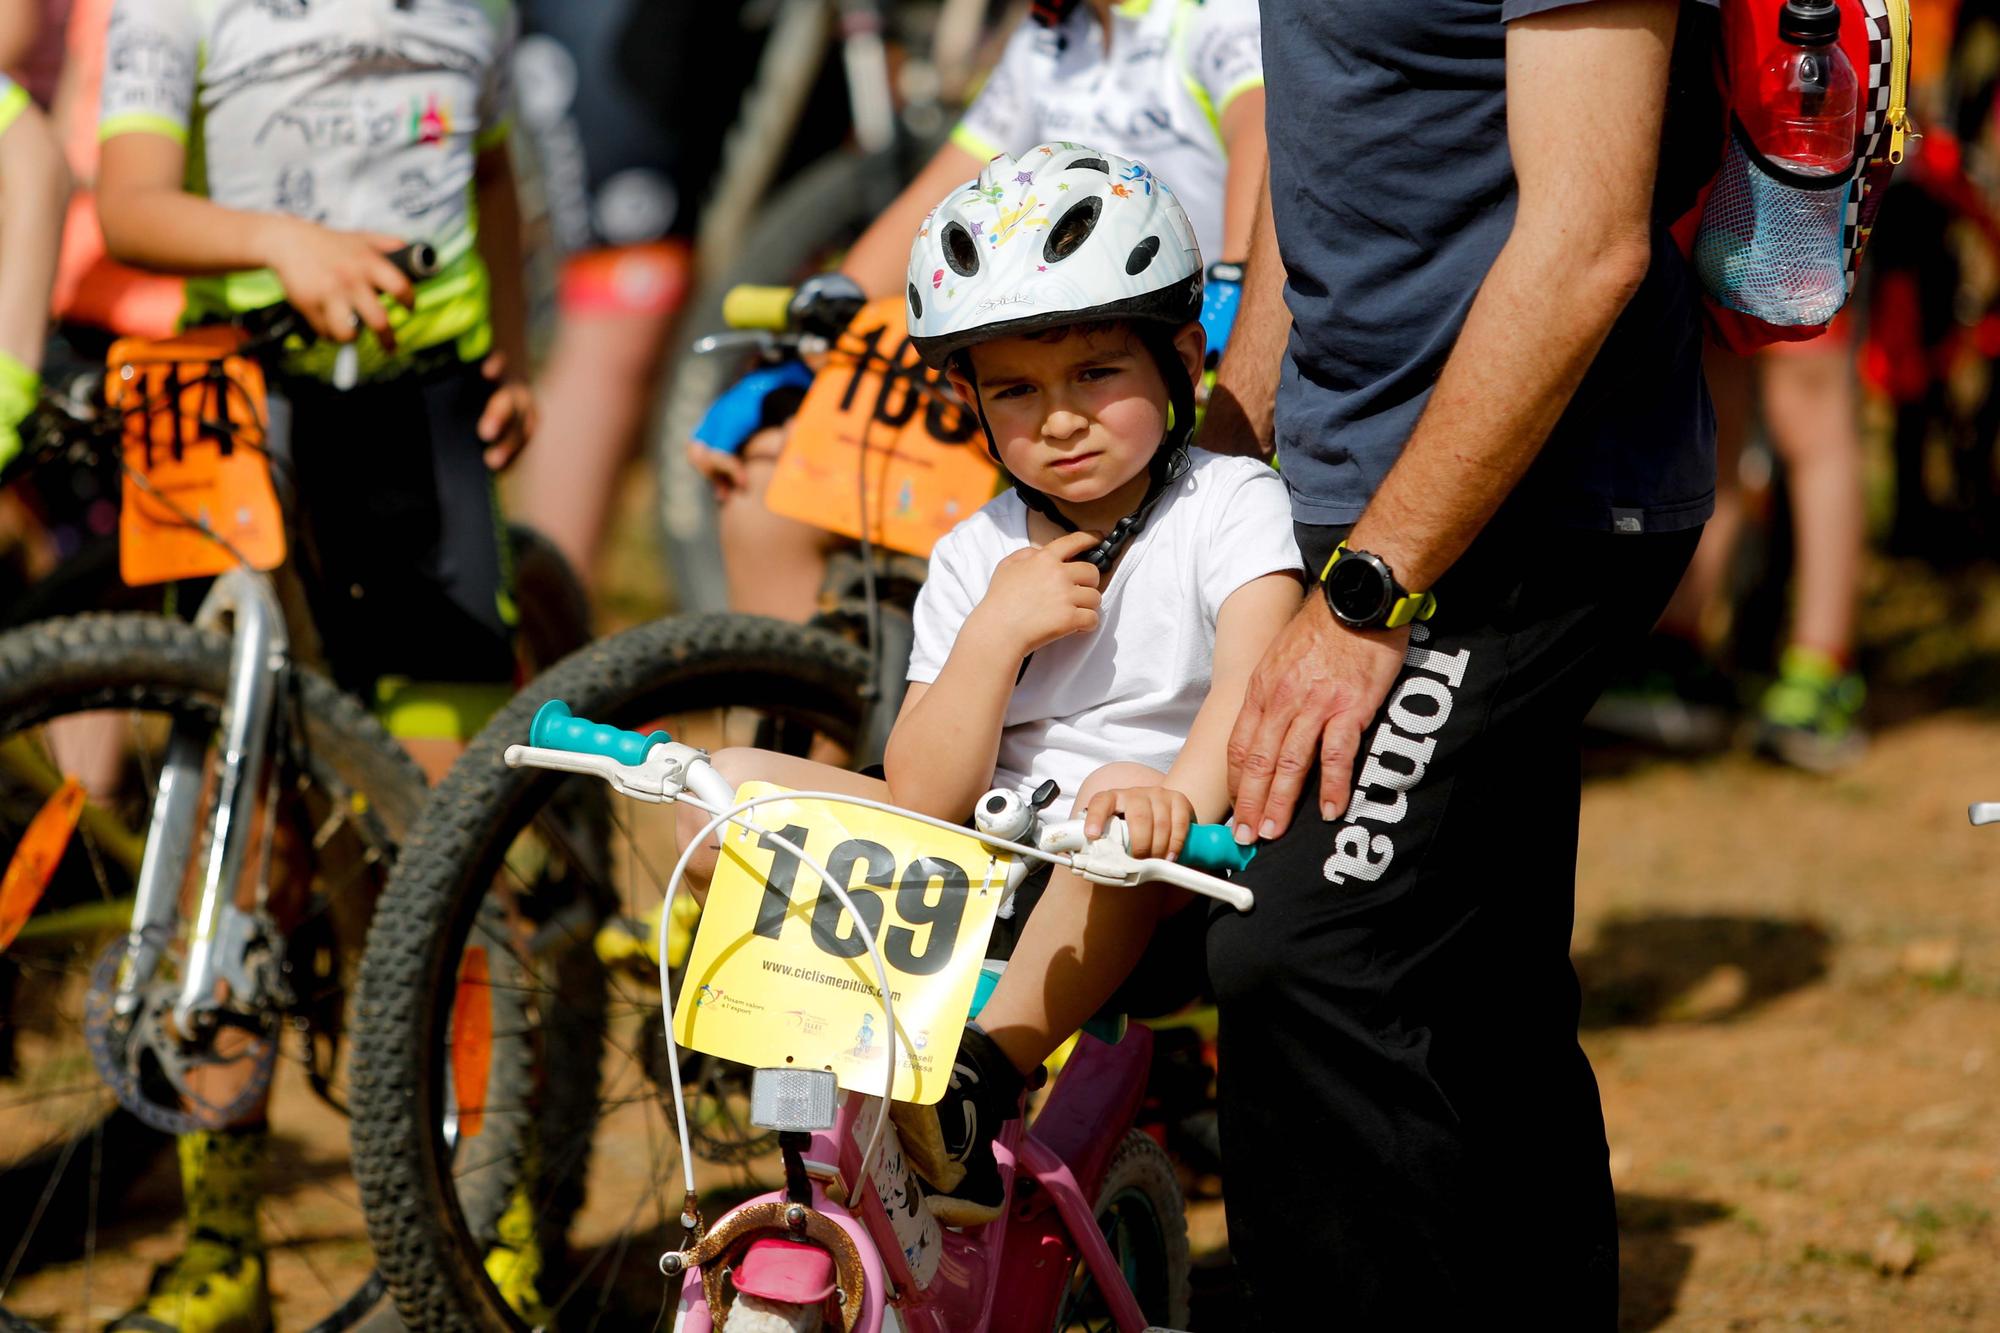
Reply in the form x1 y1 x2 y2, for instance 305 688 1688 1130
99 0 516 380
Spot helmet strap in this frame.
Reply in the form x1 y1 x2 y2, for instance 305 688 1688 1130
963 329 1197 571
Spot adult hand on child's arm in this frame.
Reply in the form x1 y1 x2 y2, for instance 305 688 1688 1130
1082 786 1195 861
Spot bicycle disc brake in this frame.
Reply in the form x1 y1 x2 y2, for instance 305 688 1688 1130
83 932 280 1133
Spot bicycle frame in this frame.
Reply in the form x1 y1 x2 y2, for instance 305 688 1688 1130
668 1025 1161 1332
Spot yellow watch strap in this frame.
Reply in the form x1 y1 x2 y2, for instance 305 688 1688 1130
1319 541 1436 627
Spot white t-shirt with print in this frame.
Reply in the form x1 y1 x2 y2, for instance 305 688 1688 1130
907 450 1302 819
951 0 1263 263
99 0 514 350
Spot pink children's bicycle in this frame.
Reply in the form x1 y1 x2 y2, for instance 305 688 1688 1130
500 701 1257 1332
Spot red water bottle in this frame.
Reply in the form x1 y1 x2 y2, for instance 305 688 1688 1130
1743 0 1861 176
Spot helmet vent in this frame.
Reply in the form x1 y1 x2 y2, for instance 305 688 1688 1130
1044 196 1103 264
907 282 923 319
1125 236 1161 276
1068 156 1110 175
943 222 981 277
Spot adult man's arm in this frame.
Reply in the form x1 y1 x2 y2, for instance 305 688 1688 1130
1202 174 1287 460
1226 0 1681 842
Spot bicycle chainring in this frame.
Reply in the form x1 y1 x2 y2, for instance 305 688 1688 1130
83 934 280 1134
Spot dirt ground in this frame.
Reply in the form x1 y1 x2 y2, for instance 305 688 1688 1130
8 534 2000 1329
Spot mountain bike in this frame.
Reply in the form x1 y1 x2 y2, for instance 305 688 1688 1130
0 246 585 1329
357 699 1255 1330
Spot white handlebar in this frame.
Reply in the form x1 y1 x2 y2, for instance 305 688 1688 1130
502 744 1256 911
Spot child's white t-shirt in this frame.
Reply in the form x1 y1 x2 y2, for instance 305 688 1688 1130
906 449 1303 817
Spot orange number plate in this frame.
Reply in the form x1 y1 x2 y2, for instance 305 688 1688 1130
763 299 998 558
108 327 286 588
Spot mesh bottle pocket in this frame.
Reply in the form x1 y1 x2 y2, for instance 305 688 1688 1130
1693 131 1852 327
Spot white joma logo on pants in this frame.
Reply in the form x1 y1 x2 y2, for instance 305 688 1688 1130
1324 623 1471 886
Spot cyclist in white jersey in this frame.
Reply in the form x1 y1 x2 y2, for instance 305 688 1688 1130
92 3 534 1327
685 0 1268 623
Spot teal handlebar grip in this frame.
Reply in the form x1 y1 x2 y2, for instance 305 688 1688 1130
1179 824 1257 875
529 700 672 766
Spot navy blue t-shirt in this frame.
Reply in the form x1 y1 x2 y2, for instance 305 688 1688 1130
1262 0 1716 533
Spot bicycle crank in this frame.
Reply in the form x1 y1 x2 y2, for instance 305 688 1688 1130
83 930 281 1133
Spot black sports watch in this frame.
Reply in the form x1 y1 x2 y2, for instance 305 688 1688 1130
1319 542 1437 630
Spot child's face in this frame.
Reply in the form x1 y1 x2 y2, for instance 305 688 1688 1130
950 322 1203 513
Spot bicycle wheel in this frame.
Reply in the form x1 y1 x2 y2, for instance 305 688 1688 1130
352 613 870 1331
1053 1131 1192 1333
653 149 909 615
0 613 429 1329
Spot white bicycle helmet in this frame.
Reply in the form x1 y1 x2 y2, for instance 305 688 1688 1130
906 143 1205 569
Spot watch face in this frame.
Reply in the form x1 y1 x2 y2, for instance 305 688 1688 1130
1327 553 1391 625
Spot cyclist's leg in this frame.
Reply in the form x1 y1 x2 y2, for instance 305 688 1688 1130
1206 519 1696 1325
510 252 687 584
507 0 700 586
1761 337 1863 660
975 762 1179 1076
1753 331 1868 765
717 423 845 620
897 764 1195 1225
671 745 890 888
283 361 518 781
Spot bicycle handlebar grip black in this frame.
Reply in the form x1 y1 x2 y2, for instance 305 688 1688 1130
385 241 442 283
791 273 868 339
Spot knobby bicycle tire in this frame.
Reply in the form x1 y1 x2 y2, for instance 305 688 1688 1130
0 613 432 1327
1055 1131 1192 1332
351 613 871 1332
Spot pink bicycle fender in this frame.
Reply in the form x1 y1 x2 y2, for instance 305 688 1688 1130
734 1237 839 1304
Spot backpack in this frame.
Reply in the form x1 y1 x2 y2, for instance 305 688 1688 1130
1669 0 1915 352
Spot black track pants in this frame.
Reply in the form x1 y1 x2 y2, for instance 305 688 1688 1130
1207 518 1698 1328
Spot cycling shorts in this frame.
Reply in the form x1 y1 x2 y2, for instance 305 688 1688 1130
276 356 517 699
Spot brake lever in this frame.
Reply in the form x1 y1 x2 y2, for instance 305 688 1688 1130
690 330 813 361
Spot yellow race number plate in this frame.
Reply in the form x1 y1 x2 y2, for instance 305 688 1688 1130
672 783 1009 1104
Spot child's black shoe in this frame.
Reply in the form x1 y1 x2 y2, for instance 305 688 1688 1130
889 1024 1025 1227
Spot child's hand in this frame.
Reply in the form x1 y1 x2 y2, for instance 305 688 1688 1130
260 217 417 348
686 423 786 503
1083 786 1196 861
479 351 537 471
971 529 1104 655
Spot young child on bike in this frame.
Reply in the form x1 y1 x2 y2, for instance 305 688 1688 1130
685 0 1268 622
679 144 1304 1225
92 2 531 1326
